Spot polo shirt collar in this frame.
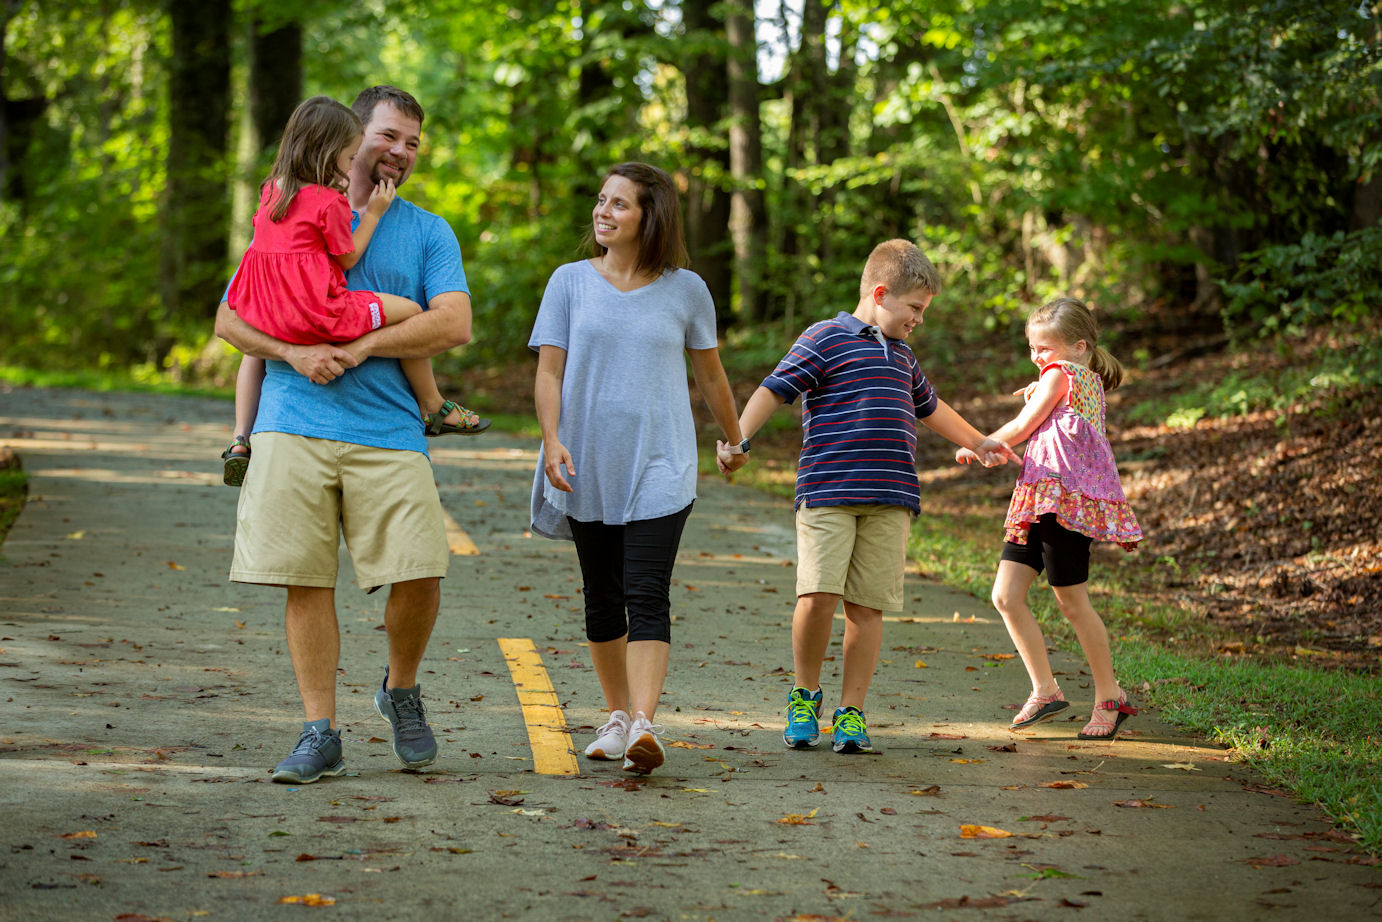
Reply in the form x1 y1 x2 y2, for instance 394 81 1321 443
836 311 891 350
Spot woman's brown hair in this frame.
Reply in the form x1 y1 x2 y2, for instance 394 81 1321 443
583 162 689 277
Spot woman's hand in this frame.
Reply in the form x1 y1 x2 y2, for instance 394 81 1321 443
543 440 575 492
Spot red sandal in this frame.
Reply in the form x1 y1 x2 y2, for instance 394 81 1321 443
1077 693 1137 740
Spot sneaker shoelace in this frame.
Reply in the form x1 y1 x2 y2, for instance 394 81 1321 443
834 710 866 737
291 726 330 756
595 716 627 738
391 694 430 735
632 719 665 740
787 696 819 723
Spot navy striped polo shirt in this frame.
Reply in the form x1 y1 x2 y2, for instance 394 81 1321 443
762 311 939 512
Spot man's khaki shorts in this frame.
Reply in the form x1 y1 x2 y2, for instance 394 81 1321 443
230 432 448 589
795 503 911 612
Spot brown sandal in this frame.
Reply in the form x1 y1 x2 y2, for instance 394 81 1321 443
221 435 250 487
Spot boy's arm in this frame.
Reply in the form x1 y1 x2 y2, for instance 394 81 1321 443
921 399 1021 464
714 385 784 473
986 368 1067 448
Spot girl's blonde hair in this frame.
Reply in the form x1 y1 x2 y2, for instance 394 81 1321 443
1028 297 1124 391
264 96 362 222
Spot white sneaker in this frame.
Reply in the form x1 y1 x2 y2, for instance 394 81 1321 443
584 709 631 760
621 712 665 775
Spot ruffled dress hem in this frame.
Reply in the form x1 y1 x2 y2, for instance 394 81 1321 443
1004 479 1141 552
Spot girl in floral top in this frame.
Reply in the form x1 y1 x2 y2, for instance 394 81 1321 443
958 297 1142 739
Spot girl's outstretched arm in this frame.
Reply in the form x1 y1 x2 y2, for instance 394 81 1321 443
987 365 1069 449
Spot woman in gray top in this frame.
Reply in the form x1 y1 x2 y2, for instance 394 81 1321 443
530 162 749 775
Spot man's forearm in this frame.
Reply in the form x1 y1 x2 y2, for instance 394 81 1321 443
215 301 292 361
350 292 472 361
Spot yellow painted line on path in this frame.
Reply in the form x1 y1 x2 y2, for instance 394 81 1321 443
497 638 579 776
441 508 479 556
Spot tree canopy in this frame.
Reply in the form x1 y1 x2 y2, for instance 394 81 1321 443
1 0 1378 374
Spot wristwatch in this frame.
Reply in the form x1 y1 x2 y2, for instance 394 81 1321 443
724 438 751 455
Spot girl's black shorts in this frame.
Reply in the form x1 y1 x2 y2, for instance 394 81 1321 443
1000 512 1092 587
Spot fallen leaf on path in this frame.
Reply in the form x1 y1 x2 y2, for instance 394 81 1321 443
60 831 97 839
910 786 941 796
987 743 1018 753
979 653 1016 661
1113 798 1172 808
488 791 525 805
1160 762 1200 771
879 807 897 815
1018 814 1070 822
950 758 985 764
924 895 1021 909
1246 854 1300 868
278 894 336 906
777 808 819 825
317 816 355 824
959 824 1013 839
67 531 85 540
165 561 185 570
668 740 713 749
207 870 262 878
929 731 966 739
1040 781 1088 789
915 660 928 668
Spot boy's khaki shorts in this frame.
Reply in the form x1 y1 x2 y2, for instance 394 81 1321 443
795 503 910 612
230 432 449 590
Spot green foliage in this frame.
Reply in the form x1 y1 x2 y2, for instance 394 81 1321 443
1221 225 1382 337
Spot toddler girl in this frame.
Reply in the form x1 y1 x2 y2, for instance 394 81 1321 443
958 297 1142 739
220 95 485 486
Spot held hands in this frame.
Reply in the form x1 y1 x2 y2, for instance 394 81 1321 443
366 178 396 217
714 440 751 476
956 437 1020 467
543 440 575 493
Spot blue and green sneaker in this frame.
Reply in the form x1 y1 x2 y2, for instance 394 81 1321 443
271 719 345 784
830 706 872 754
783 687 823 749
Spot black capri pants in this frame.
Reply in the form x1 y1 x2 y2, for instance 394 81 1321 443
1000 512 1093 587
566 502 693 644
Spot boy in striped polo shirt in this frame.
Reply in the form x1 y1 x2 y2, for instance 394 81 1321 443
723 239 1016 753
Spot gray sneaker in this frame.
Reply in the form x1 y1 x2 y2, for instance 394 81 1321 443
373 668 438 769
271 719 345 784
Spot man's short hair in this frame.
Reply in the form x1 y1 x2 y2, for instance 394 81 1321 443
859 239 942 300
352 85 425 128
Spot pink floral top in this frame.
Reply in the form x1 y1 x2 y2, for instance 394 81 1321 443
1004 361 1141 551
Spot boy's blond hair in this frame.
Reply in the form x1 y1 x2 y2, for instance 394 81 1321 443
859 238 942 300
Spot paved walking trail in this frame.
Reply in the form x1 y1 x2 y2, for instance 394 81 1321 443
1 386 1377 921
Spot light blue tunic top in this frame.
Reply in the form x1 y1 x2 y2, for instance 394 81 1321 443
528 259 719 540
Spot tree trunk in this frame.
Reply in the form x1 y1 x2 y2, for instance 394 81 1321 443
725 0 766 322
249 19 301 159
161 0 232 323
1 0 45 206
680 0 733 320
233 18 301 257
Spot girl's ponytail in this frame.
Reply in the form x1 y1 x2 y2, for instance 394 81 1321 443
1088 345 1124 392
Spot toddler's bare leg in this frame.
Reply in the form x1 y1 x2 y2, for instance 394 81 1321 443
231 355 265 449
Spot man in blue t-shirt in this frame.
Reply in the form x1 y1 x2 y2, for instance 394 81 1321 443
214 86 469 784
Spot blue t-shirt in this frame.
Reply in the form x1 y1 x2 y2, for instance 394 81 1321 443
251 196 468 453
762 311 938 512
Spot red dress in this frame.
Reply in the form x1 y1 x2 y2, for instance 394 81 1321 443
226 183 386 345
